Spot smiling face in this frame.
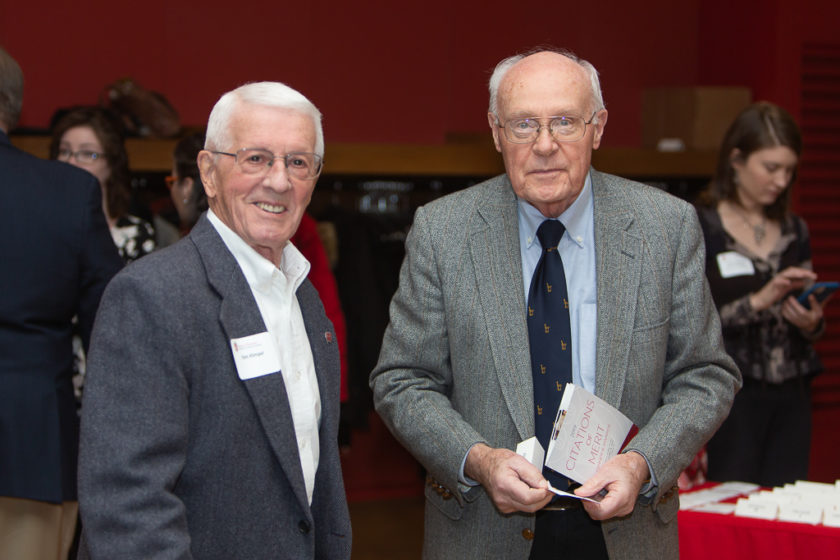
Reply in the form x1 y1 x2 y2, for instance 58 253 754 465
488 52 607 218
198 104 318 265
731 145 798 211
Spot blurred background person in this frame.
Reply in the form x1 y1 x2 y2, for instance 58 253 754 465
167 131 208 235
50 106 156 263
0 45 122 560
695 101 829 487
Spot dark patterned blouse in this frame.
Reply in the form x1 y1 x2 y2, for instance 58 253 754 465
111 214 156 263
696 205 823 384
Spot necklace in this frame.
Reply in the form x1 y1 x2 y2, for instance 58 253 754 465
730 203 766 245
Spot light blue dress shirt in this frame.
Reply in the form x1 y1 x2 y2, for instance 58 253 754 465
462 172 657 497
518 172 597 394
518 174 658 498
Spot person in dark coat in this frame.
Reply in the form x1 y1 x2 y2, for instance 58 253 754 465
0 45 122 560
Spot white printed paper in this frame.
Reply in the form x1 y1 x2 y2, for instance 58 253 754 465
778 503 823 525
230 332 282 380
734 497 778 520
516 437 545 471
824 508 840 528
544 384 633 485
547 482 601 503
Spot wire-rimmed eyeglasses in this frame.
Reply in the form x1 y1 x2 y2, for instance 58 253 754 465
497 112 598 144
210 148 323 180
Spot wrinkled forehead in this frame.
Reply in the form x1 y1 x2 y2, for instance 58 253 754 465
498 54 593 119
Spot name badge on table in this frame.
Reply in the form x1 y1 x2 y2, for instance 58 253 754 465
717 251 755 279
230 332 281 380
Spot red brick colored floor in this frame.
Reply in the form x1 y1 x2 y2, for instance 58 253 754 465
341 411 425 559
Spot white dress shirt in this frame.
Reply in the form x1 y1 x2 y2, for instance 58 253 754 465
208 209 321 505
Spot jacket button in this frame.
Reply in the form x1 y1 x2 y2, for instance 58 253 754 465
298 520 311 534
522 528 534 541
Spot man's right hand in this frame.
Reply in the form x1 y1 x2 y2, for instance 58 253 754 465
465 443 553 513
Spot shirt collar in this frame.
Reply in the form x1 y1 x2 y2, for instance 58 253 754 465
518 171 593 249
207 208 310 295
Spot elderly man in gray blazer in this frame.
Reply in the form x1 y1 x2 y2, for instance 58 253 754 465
78 82 351 559
370 48 740 560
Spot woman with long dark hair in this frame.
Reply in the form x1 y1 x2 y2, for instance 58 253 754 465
696 101 829 486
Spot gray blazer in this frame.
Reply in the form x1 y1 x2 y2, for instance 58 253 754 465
78 215 351 560
370 170 740 560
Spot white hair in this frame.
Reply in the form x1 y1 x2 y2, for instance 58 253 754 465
488 48 605 123
205 81 324 157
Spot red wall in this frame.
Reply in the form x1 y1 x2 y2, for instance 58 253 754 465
4 0 840 482
2 0 701 147
1 0 835 144
698 0 840 119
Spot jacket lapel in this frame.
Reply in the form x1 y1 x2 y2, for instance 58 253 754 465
296 281 337 438
471 177 534 441
190 215 311 513
591 171 643 407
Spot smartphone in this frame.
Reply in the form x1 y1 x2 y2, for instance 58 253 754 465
797 281 839 309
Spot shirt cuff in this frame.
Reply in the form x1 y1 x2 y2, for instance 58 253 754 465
623 448 659 504
459 442 482 487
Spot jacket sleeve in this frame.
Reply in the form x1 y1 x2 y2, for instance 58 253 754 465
626 203 742 499
78 271 194 560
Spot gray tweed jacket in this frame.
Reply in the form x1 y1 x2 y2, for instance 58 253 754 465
371 170 740 560
77 214 351 560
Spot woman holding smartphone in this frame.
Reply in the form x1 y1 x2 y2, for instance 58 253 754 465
695 102 829 487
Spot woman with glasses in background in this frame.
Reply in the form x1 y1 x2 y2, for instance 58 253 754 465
50 106 156 263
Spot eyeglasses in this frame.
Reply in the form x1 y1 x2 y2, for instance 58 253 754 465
164 175 177 190
209 148 323 180
57 148 104 164
497 112 598 144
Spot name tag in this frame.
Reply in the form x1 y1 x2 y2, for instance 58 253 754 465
717 251 755 279
230 332 281 380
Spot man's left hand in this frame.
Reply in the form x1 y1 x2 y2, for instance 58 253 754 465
574 451 649 520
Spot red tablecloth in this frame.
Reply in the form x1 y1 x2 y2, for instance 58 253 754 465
679 491 840 559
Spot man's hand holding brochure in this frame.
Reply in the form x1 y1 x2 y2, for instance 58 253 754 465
516 383 646 516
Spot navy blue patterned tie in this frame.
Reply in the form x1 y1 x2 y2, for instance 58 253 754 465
527 219 572 491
